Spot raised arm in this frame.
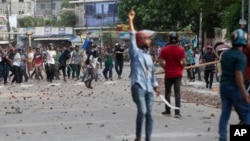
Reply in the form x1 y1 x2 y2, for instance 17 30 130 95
128 10 135 32
128 10 139 58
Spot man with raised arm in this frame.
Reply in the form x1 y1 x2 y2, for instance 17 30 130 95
128 10 160 141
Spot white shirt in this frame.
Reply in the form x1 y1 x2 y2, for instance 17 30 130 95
46 50 56 64
86 55 98 69
13 52 21 66
194 53 201 65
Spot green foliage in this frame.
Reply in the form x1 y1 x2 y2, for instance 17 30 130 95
61 0 74 9
17 11 76 27
102 33 113 47
58 11 76 26
118 0 246 36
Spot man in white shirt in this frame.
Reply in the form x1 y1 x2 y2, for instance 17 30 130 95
12 48 22 83
45 44 56 82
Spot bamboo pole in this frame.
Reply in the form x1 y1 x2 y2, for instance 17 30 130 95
156 60 219 75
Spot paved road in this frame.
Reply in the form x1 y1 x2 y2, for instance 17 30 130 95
0 66 238 141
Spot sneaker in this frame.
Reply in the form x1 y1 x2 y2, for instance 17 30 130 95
175 114 182 118
162 111 171 116
84 82 89 88
134 138 141 141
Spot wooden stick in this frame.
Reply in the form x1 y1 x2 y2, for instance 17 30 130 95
156 61 219 75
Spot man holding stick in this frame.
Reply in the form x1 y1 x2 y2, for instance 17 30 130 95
128 10 160 141
159 32 186 118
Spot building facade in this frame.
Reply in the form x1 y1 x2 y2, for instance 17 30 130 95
71 0 121 28
35 0 62 18
0 0 33 16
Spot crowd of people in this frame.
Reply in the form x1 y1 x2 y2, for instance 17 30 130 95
1 9 250 141
0 42 128 88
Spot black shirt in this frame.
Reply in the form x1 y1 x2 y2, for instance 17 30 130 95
203 53 216 70
115 47 124 61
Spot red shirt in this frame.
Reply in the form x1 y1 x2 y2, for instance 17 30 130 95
159 45 185 78
243 44 250 81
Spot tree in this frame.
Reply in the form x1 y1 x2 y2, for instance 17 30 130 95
61 0 74 9
58 11 76 26
117 0 243 36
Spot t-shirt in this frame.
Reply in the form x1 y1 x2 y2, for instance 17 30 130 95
13 52 21 67
28 52 34 63
243 44 250 81
72 50 82 65
55 51 61 64
185 49 194 65
159 45 185 78
105 54 113 66
33 52 43 66
203 53 216 70
46 50 56 64
220 48 246 86
115 47 124 61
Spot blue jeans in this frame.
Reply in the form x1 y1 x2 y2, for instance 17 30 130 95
131 83 153 141
73 64 81 79
219 85 250 141
194 67 201 80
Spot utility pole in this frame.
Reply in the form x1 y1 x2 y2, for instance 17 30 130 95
6 0 10 43
240 0 247 28
199 8 202 50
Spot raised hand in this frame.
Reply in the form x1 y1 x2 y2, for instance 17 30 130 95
128 10 135 21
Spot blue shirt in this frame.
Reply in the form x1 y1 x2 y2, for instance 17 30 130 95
220 47 246 87
186 49 194 64
129 32 158 92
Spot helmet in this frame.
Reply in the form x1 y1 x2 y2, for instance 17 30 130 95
231 28 248 47
169 31 178 44
136 30 156 47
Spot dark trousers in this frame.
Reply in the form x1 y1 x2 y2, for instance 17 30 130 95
73 64 81 79
204 69 214 88
12 65 21 83
85 68 94 87
164 77 182 115
186 63 195 80
20 67 28 82
60 64 66 78
115 59 124 76
54 63 60 79
1 63 9 83
103 64 113 80
45 63 55 82
194 67 201 80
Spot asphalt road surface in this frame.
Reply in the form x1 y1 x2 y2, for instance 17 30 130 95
0 66 238 141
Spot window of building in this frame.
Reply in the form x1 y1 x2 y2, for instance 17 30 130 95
52 4 56 9
2 0 6 3
19 0 24 2
40 4 45 10
85 4 95 15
